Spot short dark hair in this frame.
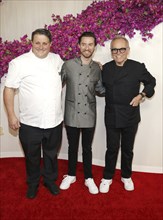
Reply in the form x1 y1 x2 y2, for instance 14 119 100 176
78 31 97 45
31 28 52 42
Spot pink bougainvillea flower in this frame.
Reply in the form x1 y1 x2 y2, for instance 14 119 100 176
0 0 163 79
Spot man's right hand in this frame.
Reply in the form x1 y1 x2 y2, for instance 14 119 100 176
8 115 20 130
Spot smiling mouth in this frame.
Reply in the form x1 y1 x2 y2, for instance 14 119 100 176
115 55 123 58
84 51 91 53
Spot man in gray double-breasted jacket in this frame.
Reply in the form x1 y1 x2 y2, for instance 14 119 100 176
59 32 105 194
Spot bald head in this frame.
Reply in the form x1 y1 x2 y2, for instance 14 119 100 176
110 36 129 49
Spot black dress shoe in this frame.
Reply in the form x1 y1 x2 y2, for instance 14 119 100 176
44 182 60 195
26 185 38 199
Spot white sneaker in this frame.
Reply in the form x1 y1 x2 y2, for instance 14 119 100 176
59 175 76 190
85 178 99 194
121 177 134 191
99 178 112 193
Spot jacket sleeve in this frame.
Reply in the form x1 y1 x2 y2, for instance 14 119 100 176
95 71 105 95
60 62 67 84
140 63 156 98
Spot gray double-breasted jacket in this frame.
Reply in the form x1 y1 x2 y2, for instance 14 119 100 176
61 57 105 128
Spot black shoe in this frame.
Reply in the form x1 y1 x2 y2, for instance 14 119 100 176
44 182 60 195
26 185 38 199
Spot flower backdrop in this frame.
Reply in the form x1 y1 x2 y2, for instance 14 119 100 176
0 0 163 80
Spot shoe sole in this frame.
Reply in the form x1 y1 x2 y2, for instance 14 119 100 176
26 190 38 199
99 189 109 193
60 179 76 190
26 193 37 199
124 188 134 191
88 190 99 194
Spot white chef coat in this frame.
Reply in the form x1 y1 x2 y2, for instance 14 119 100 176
5 50 64 129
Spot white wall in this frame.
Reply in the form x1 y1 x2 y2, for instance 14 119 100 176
0 0 93 41
0 1 162 173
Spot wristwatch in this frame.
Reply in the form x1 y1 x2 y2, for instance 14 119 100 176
139 92 146 98
139 92 146 102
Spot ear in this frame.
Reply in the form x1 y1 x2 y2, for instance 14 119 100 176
127 47 130 55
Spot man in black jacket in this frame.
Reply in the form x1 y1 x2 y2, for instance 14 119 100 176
100 36 156 193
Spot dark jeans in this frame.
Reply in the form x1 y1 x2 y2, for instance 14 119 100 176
65 126 95 179
103 124 138 179
19 122 62 186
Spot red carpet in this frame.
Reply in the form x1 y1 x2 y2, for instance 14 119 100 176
0 158 163 220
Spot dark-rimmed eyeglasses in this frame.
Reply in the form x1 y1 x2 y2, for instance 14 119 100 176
111 47 128 54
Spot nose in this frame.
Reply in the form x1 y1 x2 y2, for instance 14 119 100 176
39 44 43 49
85 45 89 50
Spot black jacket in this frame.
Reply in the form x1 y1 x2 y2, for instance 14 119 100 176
102 59 156 128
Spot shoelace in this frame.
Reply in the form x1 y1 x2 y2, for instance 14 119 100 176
63 175 68 179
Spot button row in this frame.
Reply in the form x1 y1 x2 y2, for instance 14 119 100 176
78 112 87 114
78 103 87 105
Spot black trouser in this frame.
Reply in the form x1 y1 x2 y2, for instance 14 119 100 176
19 123 62 186
103 124 138 179
65 126 95 179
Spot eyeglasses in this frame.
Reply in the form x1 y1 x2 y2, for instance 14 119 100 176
111 47 128 54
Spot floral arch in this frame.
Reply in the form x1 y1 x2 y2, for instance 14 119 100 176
0 0 162 79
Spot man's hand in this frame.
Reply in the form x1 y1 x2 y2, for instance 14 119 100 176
94 61 103 70
130 94 144 107
8 115 20 130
